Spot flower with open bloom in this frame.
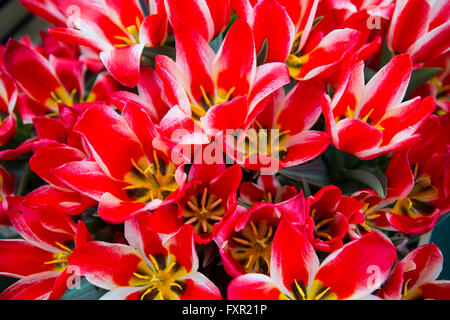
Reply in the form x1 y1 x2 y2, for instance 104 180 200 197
387 0 450 64
68 219 221 300
307 185 364 253
4 39 119 123
232 0 319 63
215 192 309 277
51 104 186 223
146 163 242 244
48 0 168 87
0 198 91 300
321 54 435 160
227 217 397 300
378 244 450 300
155 19 290 144
225 79 330 171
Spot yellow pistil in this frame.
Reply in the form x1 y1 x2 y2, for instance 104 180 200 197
286 279 336 300
229 220 274 274
132 254 187 300
244 125 290 161
123 152 179 203
287 54 310 79
182 187 226 234
114 17 142 47
43 241 74 271
391 171 439 219
311 208 334 241
191 86 236 123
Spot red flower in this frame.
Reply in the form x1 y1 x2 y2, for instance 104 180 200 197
322 54 435 159
239 174 297 207
5 40 119 123
378 244 450 300
225 79 330 171
147 163 242 244
68 219 221 300
0 198 92 300
215 192 310 277
155 19 290 143
0 68 18 146
307 185 363 252
227 217 397 300
387 0 450 64
51 104 185 223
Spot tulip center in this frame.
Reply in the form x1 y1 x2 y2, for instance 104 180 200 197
391 164 438 218
311 208 334 241
282 280 336 300
114 17 142 47
43 241 74 272
132 254 187 300
229 220 274 274
124 152 179 203
182 187 225 234
243 122 290 161
190 86 236 123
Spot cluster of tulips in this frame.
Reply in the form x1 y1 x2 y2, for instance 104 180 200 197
0 0 449 300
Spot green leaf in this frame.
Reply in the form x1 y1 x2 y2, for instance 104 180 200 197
60 278 107 300
256 39 268 66
312 16 323 29
278 158 333 187
406 67 443 96
364 67 377 83
343 167 388 198
378 39 393 69
141 46 177 68
209 33 224 53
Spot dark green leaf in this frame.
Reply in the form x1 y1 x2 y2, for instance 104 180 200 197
364 67 377 83
142 46 177 60
278 158 333 187
378 39 393 69
209 33 224 53
60 278 107 300
257 39 268 66
406 67 443 96
312 16 323 29
343 167 388 198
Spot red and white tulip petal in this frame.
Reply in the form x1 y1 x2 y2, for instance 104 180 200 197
99 286 143 300
103 0 144 30
173 27 215 102
385 209 440 235
52 160 128 201
155 55 191 115
100 45 145 88
385 150 414 200
414 281 450 300
0 240 54 277
164 0 215 41
227 273 282 300
278 79 325 134
334 119 383 155
74 105 146 180
314 232 397 300
357 54 412 123
139 13 168 46
98 192 159 224
163 225 198 273
271 217 320 296
201 96 248 136
250 0 295 63
18 0 67 27
248 62 290 114
49 55 86 98
213 19 256 96
68 241 144 290
5 39 62 104
33 116 67 143
0 271 60 300
402 244 443 291
282 131 330 168
408 21 450 63
180 272 222 300
387 0 431 54
147 204 183 235
30 144 86 189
